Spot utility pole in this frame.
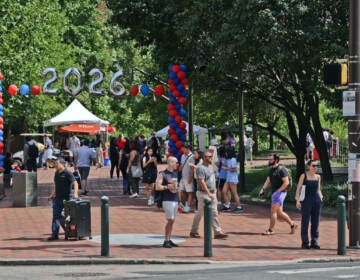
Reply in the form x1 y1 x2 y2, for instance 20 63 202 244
188 83 194 148
238 84 245 193
348 0 360 248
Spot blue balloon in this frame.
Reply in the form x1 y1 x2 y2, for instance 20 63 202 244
168 64 174 72
0 137 3 142
0 130 3 136
177 84 185 92
180 109 187 117
181 134 187 141
140 84 150 96
0 105 3 111
172 123 179 130
168 91 173 97
171 147 178 154
20 84 30 96
170 97 177 104
169 72 177 79
181 90 188 97
176 128 182 135
0 112 3 117
173 78 180 85
0 155 3 161
175 104 181 111
168 116 174 123
180 64 187 72
169 141 174 148
0 86 2 92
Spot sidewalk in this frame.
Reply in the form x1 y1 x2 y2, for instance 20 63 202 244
0 163 358 263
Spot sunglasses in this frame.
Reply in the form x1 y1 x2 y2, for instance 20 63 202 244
311 165 318 168
205 155 213 158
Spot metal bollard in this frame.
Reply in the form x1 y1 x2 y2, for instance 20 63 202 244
337 195 346 255
101 196 110 257
204 197 212 257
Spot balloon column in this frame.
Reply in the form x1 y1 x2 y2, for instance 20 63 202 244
0 73 4 169
166 64 188 160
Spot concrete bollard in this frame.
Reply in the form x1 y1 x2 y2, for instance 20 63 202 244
204 197 212 257
338 195 346 255
101 196 109 257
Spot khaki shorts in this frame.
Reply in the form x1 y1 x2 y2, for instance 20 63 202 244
179 178 194 192
162 201 178 220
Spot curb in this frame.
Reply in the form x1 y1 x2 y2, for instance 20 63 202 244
0 256 359 266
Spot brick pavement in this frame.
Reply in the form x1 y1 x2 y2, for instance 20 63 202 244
0 163 359 262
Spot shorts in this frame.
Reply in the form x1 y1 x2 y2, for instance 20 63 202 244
78 167 90 181
162 201 178 220
179 178 194 192
271 191 287 206
218 178 226 190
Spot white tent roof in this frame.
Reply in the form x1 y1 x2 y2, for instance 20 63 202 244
155 121 208 137
44 99 109 127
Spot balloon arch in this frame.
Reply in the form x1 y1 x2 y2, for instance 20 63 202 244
0 64 189 169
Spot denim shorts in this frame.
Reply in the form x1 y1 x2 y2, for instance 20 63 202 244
271 191 287 206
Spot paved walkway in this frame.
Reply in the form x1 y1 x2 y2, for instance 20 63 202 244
0 162 359 262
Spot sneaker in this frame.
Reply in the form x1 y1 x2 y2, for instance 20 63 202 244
214 233 228 239
290 223 298 234
221 206 231 212
47 236 59 241
262 229 275 235
310 243 320 249
162 240 172 248
183 206 191 213
80 191 89 196
129 193 138 198
217 201 222 205
232 206 244 213
189 232 201 238
302 243 311 249
169 240 178 247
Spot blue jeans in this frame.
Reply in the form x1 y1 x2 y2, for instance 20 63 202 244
52 198 64 237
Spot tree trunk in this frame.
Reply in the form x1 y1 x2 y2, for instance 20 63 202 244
269 129 274 150
252 121 259 155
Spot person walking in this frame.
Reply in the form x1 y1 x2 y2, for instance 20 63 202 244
69 134 80 166
179 143 195 213
142 147 157 205
244 133 255 165
24 136 39 172
119 137 130 195
156 156 180 248
95 140 104 168
216 146 227 205
295 160 323 249
109 137 120 179
43 134 53 170
47 158 78 241
189 151 228 239
259 154 297 235
221 148 243 213
127 140 141 198
76 139 96 196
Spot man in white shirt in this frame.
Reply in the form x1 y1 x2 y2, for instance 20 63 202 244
69 134 80 166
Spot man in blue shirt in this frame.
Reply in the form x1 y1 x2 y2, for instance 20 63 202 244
76 139 96 195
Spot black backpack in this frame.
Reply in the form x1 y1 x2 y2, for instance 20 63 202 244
28 144 39 159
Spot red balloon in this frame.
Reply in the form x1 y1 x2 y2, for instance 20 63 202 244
182 128 187 134
181 78 189 85
178 97 187 104
0 124 3 130
0 73 3 80
179 122 186 129
31 85 41 96
167 104 175 111
0 149 3 155
169 84 176 92
170 134 178 142
169 110 177 117
168 128 175 135
175 140 183 149
0 142 4 149
0 98 3 105
154 85 165 96
130 85 139 97
8 84 18 96
173 90 181 98
175 115 182 124
177 71 186 80
0 118 3 124
0 93 2 98
172 65 180 73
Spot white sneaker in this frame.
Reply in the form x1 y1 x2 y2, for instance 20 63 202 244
183 206 191 213
129 193 138 198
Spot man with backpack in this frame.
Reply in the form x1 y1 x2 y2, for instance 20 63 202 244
24 136 39 172
259 154 297 235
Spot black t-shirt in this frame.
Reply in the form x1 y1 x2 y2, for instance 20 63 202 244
161 169 179 202
54 168 76 201
269 165 288 193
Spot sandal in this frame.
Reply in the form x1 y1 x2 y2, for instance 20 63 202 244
290 223 298 234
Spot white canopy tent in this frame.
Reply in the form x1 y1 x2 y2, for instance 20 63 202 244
155 122 208 151
44 99 109 127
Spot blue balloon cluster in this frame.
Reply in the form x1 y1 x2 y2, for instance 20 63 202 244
167 64 188 161
0 78 3 168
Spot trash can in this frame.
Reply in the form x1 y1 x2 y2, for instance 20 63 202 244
12 172 38 207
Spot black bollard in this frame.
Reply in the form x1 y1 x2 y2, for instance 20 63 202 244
101 196 109 257
204 197 212 257
338 195 346 255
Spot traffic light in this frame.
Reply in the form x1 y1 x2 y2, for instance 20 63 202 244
324 62 348 86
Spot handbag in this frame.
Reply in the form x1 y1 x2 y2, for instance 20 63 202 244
299 185 306 202
130 153 143 178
